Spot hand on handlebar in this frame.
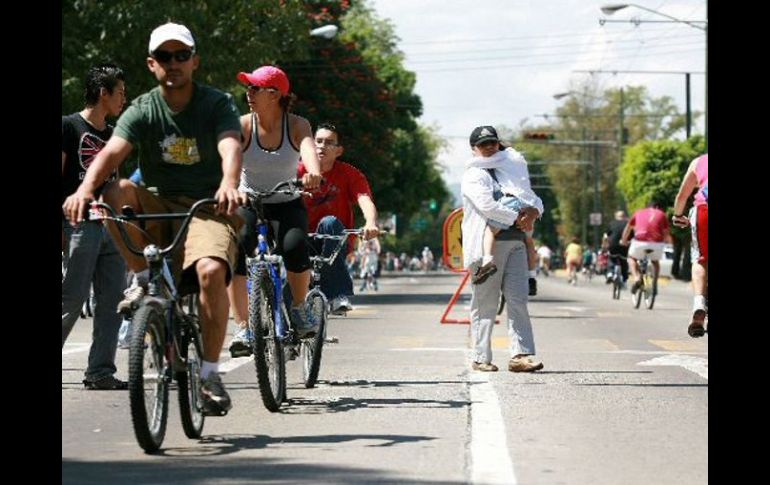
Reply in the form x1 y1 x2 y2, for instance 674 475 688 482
672 215 690 228
62 189 96 226
301 172 323 190
215 185 246 215
362 222 379 240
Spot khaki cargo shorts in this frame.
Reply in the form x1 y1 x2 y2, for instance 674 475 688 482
133 186 243 290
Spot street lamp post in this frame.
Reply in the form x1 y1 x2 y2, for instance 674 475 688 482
310 24 339 39
600 3 707 142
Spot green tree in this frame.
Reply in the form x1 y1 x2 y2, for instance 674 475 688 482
617 135 706 279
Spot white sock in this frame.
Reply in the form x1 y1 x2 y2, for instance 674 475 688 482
482 255 493 265
528 270 537 278
692 295 707 313
201 360 219 380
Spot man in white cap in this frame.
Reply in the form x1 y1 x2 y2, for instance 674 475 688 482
63 22 244 416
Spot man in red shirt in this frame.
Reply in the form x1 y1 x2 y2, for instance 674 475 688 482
620 200 672 294
298 123 379 314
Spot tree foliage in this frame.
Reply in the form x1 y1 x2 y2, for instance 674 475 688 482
62 0 449 253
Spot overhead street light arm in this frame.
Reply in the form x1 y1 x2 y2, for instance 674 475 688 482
600 3 706 30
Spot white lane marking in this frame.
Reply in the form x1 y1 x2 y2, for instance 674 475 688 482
218 354 253 374
391 347 467 352
604 350 707 356
638 354 708 380
62 343 90 355
555 306 586 312
469 368 517 484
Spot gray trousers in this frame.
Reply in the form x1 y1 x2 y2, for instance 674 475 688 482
62 220 126 380
470 239 536 364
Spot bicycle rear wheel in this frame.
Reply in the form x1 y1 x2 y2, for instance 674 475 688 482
632 279 643 309
177 295 205 439
643 269 657 309
250 268 286 412
128 303 169 453
302 294 327 388
612 277 621 300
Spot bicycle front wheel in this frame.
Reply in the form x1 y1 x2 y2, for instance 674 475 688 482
302 294 327 388
128 303 169 453
250 268 286 412
177 295 205 439
632 280 643 309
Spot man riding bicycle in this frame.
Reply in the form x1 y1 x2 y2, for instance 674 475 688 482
63 23 243 415
620 200 672 294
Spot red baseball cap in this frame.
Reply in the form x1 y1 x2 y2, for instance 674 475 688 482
236 66 290 96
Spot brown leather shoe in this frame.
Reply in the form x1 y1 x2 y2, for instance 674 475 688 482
472 361 499 372
508 356 543 372
472 261 498 284
688 309 707 338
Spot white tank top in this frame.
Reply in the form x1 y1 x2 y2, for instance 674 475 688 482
239 112 301 203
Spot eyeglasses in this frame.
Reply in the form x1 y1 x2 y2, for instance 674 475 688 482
314 138 339 147
246 85 277 94
152 49 194 63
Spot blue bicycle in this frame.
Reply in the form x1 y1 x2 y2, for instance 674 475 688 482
241 179 327 411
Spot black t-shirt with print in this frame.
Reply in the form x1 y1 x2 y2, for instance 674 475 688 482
61 113 117 206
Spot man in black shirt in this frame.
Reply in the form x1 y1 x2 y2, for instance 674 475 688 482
604 210 629 284
62 64 128 390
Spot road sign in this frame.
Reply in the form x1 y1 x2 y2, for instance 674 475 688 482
589 212 603 226
442 208 464 272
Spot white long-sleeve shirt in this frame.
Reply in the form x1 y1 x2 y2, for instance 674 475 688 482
461 149 543 268
465 148 544 215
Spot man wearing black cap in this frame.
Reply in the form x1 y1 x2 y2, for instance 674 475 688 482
461 125 544 373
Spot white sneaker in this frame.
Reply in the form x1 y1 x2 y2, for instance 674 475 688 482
117 281 145 315
228 326 253 358
117 318 132 349
330 296 352 315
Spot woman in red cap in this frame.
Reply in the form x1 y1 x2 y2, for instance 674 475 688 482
226 66 323 355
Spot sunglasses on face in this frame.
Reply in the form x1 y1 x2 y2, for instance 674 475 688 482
315 138 338 147
152 49 194 64
246 85 277 94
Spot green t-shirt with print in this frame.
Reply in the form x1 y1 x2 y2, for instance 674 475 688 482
114 82 241 200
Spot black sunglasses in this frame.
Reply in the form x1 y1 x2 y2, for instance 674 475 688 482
152 49 194 64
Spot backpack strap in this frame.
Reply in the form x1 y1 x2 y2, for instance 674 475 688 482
484 168 499 183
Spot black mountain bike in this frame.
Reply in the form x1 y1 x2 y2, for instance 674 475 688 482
88 198 217 453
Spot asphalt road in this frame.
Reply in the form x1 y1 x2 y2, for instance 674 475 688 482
62 271 707 484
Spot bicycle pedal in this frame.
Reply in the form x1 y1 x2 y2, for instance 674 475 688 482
202 402 229 417
324 336 339 344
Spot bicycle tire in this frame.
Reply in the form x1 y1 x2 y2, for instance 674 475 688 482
497 294 506 315
644 269 657 310
632 279 643 309
302 294 327 388
128 303 169 453
177 295 205 439
250 268 286 412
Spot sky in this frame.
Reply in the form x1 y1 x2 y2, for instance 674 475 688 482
368 0 707 188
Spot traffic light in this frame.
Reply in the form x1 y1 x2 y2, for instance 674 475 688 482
523 132 555 141
429 199 438 212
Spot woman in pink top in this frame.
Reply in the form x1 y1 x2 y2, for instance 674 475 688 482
673 153 708 337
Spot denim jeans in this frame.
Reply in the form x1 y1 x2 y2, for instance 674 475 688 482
62 219 127 380
313 216 353 300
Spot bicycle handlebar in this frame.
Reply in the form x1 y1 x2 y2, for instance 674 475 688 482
88 198 219 258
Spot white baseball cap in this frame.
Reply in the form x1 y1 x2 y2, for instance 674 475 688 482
148 22 195 54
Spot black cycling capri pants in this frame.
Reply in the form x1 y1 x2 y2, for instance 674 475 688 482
234 197 310 275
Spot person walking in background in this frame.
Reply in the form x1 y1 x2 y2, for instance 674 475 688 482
564 237 582 285
226 65 322 357
63 23 244 414
297 122 379 314
461 125 543 373
672 153 708 337
62 64 128 390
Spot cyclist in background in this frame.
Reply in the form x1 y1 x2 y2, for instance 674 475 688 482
604 210 629 286
621 200 672 295
564 237 582 284
672 153 708 337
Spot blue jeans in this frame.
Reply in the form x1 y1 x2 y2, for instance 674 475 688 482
314 216 353 300
62 220 127 380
